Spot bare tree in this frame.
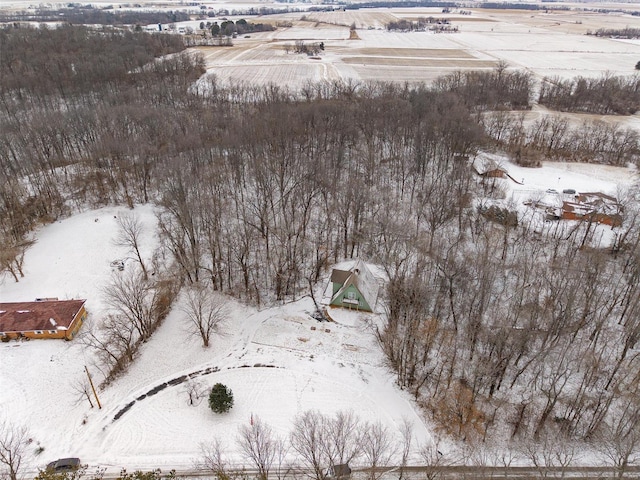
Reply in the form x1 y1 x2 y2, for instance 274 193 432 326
0 238 33 283
290 411 327 480
182 285 228 347
397 418 414 480
71 377 95 408
360 421 396 480
272 436 291 480
237 416 277 480
103 268 157 341
196 439 234 480
419 439 447 480
595 395 640 479
0 423 30 480
520 431 578 479
183 379 206 406
321 411 363 469
81 313 137 380
114 213 149 280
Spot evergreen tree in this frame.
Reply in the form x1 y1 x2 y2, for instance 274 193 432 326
209 383 234 413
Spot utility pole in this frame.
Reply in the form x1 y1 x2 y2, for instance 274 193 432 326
85 365 102 409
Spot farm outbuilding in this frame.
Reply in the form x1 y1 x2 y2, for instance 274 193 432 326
329 260 379 313
0 299 87 341
561 192 622 227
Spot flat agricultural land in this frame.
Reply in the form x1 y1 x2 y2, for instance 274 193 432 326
3 0 640 88
183 1 640 88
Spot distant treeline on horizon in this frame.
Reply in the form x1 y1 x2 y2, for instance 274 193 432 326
0 9 190 25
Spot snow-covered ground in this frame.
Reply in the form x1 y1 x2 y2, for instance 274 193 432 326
0 206 430 474
196 4 640 88
475 154 638 245
3 1 640 88
476 154 638 199
1 160 638 473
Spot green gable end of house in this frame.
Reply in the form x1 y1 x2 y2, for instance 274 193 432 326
329 260 379 313
331 284 373 311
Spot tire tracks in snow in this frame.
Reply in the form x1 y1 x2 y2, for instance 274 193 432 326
108 309 282 424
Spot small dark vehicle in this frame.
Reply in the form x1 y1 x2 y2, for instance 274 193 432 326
325 463 352 479
46 458 81 472
563 188 577 194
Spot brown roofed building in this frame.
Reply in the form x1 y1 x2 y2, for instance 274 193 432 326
561 192 623 227
0 299 87 341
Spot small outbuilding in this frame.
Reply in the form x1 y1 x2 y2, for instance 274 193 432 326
0 299 87 341
329 260 379 313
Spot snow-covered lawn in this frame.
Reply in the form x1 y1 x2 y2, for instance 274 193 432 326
474 154 638 246
0 206 430 474
476 154 638 198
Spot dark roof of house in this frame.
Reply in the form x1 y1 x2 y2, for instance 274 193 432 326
579 192 618 204
0 300 86 333
331 269 352 285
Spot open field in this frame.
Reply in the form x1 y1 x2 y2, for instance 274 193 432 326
185 3 640 88
3 0 640 88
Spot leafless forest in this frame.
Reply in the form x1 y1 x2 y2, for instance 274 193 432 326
2 25 640 468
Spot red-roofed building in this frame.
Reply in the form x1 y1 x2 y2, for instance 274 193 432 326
561 192 623 227
0 299 87 341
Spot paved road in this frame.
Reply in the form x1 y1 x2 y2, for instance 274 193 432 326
97 464 640 480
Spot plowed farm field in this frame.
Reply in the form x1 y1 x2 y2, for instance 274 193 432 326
193 3 640 89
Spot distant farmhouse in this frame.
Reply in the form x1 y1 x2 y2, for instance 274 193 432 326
329 260 379 313
472 159 523 185
561 192 622 227
0 299 87 341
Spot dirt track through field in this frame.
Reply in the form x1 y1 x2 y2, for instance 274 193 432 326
351 47 474 58
342 57 496 67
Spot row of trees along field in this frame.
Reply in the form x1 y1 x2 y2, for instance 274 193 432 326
2 25 640 465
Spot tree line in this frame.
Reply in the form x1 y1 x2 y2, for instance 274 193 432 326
386 17 452 32
539 74 640 115
0 8 190 25
482 111 639 166
6 409 640 480
2 24 640 462
588 27 640 39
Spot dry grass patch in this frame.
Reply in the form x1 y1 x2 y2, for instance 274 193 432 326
353 47 474 58
342 56 497 68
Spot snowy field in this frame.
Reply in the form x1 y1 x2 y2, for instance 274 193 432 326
2 0 640 88
190 3 640 89
0 206 430 474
